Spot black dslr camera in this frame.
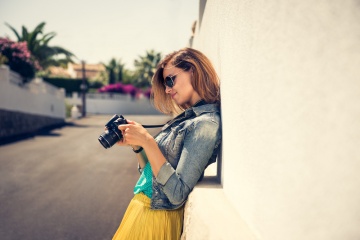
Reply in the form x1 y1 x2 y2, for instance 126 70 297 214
98 114 127 149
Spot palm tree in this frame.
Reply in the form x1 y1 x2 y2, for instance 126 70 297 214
104 58 117 84
133 49 162 88
5 22 75 70
117 62 124 83
103 58 126 85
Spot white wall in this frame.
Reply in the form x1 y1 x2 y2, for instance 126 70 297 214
0 65 65 119
0 64 161 118
66 93 162 115
192 0 360 239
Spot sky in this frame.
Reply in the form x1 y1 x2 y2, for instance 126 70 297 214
0 0 199 69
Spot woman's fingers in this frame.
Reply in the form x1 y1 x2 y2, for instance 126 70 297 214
126 120 136 125
116 139 127 146
117 121 147 147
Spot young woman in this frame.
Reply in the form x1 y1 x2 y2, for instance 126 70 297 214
112 47 221 240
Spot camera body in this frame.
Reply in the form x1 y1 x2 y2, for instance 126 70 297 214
98 114 127 149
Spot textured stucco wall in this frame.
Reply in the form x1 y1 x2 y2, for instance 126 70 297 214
192 0 360 239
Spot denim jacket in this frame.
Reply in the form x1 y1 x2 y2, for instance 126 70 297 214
150 103 222 210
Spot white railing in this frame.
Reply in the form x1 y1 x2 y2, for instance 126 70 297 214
65 92 161 115
86 92 132 100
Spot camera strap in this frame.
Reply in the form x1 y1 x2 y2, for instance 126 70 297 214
140 100 207 129
142 124 165 128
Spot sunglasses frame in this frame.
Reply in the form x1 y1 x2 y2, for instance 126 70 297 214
164 69 184 88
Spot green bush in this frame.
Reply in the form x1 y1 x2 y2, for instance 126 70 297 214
43 77 88 95
65 103 72 118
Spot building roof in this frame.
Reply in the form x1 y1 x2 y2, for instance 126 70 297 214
68 63 106 79
46 63 106 80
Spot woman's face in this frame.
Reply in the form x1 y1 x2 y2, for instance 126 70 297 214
162 63 201 107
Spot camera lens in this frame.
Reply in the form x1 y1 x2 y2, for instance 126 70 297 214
98 136 110 149
98 129 122 149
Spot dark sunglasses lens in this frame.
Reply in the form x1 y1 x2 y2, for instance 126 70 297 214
165 77 174 88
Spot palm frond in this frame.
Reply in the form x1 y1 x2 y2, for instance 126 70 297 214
41 32 56 45
4 22 21 41
21 26 29 42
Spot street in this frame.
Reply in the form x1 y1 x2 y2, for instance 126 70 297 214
0 114 169 240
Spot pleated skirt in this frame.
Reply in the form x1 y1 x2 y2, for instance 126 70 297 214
112 193 184 240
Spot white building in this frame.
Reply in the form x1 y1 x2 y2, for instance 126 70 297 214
183 1 360 239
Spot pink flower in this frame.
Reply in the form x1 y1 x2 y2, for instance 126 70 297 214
97 82 149 98
0 37 39 79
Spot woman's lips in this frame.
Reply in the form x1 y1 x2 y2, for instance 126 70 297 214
171 93 177 99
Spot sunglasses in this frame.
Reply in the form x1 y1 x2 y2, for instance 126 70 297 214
163 69 184 88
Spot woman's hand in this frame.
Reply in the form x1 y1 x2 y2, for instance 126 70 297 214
117 120 152 147
113 119 166 176
103 126 132 147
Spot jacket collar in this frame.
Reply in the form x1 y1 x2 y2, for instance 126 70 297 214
190 103 220 116
161 102 220 131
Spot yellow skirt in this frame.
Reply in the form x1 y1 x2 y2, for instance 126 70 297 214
112 193 184 240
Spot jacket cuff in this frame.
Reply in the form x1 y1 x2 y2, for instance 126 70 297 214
156 162 175 185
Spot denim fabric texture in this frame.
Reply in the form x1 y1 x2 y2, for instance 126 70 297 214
150 103 222 210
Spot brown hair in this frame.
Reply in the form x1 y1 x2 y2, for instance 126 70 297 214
151 47 220 114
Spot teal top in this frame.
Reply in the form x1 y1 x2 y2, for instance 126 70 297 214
133 156 153 198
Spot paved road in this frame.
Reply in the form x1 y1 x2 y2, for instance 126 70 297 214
0 114 170 240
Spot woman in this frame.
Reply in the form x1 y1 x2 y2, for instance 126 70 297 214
112 47 221 240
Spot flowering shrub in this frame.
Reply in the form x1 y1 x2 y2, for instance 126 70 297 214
98 82 151 99
0 37 41 83
142 87 152 99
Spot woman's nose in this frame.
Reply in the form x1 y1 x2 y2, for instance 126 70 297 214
165 86 172 93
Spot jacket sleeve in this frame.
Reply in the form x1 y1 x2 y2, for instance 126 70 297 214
155 119 221 205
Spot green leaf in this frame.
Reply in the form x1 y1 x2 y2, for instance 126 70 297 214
4 22 21 41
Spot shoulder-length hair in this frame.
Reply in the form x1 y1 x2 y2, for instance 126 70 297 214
151 47 220 115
